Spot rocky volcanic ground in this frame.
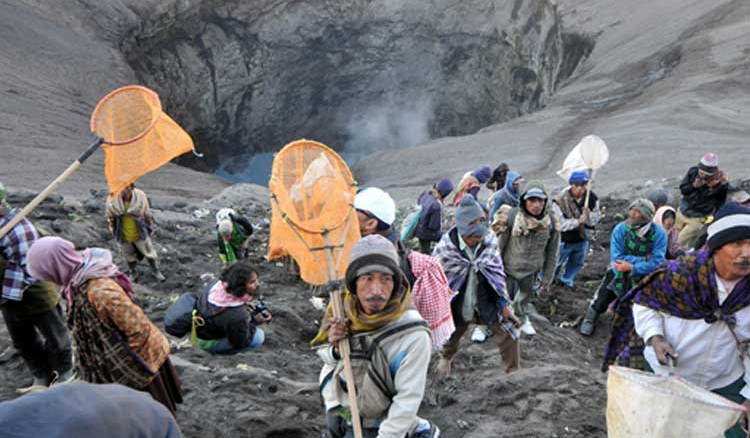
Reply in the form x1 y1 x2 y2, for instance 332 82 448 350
0 183 643 438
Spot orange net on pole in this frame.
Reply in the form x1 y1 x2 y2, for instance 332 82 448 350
90 85 195 196
267 139 360 285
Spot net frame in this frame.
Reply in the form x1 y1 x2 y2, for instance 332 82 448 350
90 85 162 145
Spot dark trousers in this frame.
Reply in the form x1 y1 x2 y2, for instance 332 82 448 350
590 270 617 314
418 239 432 255
1 304 73 380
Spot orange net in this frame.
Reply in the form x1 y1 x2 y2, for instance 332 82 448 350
268 139 360 285
90 85 195 196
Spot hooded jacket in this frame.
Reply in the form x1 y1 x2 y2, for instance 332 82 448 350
415 190 443 242
497 182 561 283
488 170 522 219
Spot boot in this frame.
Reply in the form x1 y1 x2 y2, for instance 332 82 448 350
148 258 166 282
412 420 441 438
127 261 138 276
580 305 599 336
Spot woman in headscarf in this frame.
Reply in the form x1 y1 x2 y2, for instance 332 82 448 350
488 170 524 220
26 237 182 415
653 205 685 259
452 166 492 207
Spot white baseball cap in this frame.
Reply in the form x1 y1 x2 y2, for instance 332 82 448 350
354 187 396 226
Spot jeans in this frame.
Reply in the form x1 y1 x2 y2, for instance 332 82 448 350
555 240 589 287
202 327 265 354
1 303 73 379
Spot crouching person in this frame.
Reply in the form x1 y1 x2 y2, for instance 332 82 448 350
192 263 271 354
312 235 439 438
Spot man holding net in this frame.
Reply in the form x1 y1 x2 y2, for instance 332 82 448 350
106 183 165 281
313 235 440 438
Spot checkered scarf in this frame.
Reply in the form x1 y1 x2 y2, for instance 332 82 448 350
602 250 750 371
408 251 456 349
0 210 40 301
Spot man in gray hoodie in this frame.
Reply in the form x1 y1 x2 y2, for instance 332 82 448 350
496 182 560 336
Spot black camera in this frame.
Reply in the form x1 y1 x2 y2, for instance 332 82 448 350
252 301 269 316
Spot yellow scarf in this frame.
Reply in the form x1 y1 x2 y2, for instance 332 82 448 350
310 283 412 346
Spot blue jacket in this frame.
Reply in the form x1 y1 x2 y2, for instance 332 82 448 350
489 170 522 219
609 222 667 275
415 191 443 242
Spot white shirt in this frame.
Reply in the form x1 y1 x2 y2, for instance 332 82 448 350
633 274 750 398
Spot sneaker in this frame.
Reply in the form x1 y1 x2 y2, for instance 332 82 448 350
471 326 489 343
520 319 537 336
413 422 440 438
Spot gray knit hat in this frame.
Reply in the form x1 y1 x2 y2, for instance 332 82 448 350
629 198 656 222
455 194 487 237
345 235 404 293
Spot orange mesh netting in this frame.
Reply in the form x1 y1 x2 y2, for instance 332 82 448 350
268 139 360 285
90 85 195 196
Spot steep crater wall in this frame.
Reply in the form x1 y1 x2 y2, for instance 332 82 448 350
120 0 588 175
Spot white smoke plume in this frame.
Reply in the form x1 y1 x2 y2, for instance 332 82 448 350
344 95 434 152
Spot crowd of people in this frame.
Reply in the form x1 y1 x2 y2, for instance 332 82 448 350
1 150 749 438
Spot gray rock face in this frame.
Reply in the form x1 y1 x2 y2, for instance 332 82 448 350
120 0 568 171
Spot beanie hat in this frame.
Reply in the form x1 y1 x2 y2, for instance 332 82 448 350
455 194 487 237
435 178 455 198
354 187 396 226
472 166 493 184
698 153 719 175
628 198 655 223
345 235 403 293
707 203 750 253
569 170 590 185
647 189 669 208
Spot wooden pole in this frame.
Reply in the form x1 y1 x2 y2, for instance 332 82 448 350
0 138 103 239
323 230 364 438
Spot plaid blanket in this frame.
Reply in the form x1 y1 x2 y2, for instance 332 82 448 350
602 250 750 371
408 251 456 349
434 228 516 337
0 210 39 301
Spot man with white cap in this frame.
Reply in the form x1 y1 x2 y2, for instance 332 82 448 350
676 153 729 249
495 182 560 336
354 187 399 245
214 208 254 267
603 202 750 438
313 234 439 438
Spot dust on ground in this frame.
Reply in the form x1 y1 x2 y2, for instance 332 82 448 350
0 190 632 438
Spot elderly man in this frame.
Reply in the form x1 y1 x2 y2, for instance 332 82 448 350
495 182 560 336
106 183 165 281
604 203 750 438
580 199 667 336
553 170 601 288
677 153 729 249
0 183 73 390
313 235 439 438
434 194 521 376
